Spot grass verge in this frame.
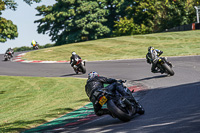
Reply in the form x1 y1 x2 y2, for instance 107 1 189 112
24 30 200 61
0 76 88 133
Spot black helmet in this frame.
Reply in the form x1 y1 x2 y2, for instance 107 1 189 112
148 46 154 52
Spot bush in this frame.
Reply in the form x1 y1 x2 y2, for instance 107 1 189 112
43 43 54 48
113 17 153 36
13 46 32 52
13 43 55 52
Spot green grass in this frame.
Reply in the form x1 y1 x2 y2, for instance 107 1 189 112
0 76 88 133
24 30 200 61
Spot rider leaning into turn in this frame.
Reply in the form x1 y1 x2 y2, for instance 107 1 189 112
5 47 14 57
85 71 139 117
70 52 81 68
146 46 163 73
31 40 38 46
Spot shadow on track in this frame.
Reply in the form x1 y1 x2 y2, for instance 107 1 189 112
60 73 78 77
66 81 200 133
60 73 86 77
134 75 168 81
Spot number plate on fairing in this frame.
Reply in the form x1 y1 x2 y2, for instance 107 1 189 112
99 96 107 106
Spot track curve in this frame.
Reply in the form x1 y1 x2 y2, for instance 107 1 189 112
1 53 200 133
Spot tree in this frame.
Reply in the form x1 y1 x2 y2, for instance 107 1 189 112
123 0 197 33
34 0 110 45
96 0 131 32
0 16 18 42
0 0 41 43
34 0 199 43
151 0 197 31
34 0 134 45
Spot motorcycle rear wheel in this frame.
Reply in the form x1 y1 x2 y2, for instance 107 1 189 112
107 99 133 122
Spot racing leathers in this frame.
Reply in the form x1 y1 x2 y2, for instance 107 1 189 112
70 54 81 67
146 48 163 73
31 40 37 46
5 48 14 58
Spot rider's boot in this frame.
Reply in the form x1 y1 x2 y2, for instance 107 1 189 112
73 65 78 74
151 67 159 73
151 70 158 73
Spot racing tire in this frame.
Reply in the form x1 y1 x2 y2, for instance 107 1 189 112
80 65 86 74
4 54 8 61
162 63 174 76
107 99 133 122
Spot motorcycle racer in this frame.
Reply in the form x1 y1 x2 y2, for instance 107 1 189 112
31 40 37 46
146 46 163 73
85 71 140 117
5 47 14 58
70 52 81 68
31 40 39 49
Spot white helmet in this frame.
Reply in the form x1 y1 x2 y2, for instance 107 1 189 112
72 52 76 55
88 71 99 79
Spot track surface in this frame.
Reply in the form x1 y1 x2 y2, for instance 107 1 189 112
1 53 200 133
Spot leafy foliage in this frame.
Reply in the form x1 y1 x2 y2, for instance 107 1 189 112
35 0 199 43
23 0 41 5
0 0 41 43
113 17 152 36
35 0 110 45
125 0 197 32
0 17 18 42
150 0 196 31
97 0 130 31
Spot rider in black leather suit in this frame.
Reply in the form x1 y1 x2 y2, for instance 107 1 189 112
146 46 163 73
85 71 138 116
5 47 14 57
70 51 81 67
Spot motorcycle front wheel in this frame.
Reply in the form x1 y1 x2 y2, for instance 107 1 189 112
80 65 86 74
162 63 174 76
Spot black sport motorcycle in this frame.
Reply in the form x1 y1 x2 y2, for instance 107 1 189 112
73 58 86 74
93 80 145 122
156 57 174 76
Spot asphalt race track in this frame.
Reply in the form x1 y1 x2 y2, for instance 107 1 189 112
1 53 200 133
